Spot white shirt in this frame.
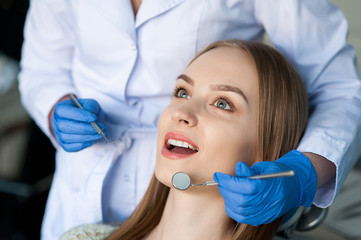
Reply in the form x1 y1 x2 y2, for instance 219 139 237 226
19 0 361 239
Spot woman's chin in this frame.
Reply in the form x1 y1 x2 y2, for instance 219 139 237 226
155 170 173 188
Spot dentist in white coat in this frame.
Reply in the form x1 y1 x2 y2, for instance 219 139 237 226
18 0 361 239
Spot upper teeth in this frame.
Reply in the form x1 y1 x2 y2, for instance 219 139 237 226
167 139 199 151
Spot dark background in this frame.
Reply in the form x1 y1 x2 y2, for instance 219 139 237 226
0 1 55 239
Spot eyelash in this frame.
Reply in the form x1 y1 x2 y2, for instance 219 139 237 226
212 96 234 112
172 86 190 98
172 86 235 112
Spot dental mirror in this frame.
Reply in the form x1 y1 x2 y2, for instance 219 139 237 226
172 172 191 190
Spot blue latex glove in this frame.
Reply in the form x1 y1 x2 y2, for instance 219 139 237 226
52 98 107 152
213 150 317 226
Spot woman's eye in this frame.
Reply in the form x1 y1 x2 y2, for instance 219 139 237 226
214 99 231 110
176 89 190 99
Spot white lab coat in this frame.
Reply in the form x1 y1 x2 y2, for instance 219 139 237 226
18 0 361 239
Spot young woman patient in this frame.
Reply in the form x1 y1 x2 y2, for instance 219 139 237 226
61 39 308 240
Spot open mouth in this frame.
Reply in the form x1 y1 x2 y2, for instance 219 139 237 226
166 138 199 154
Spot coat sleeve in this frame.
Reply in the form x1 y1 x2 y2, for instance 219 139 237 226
18 0 76 140
255 0 361 207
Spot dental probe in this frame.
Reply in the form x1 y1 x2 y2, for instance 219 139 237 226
192 170 295 187
69 94 110 144
172 170 295 190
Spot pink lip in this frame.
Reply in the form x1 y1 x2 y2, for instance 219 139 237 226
161 132 199 160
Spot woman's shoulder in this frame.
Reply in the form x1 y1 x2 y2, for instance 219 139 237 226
60 223 118 240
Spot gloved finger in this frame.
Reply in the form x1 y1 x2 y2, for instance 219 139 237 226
54 117 106 135
231 195 272 217
218 183 269 209
224 204 260 226
77 99 101 115
235 161 260 177
213 172 262 194
53 120 105 143
242 204 279 225
224 204 244 223
218 185 257 208
251 160 290 174
55 103 97 123
218 187 244 206
61 141 98 152
240 190 286 224
228 201 273 226
57 132 103 144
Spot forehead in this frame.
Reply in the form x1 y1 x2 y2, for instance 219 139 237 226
186 46 257 80
183 46 259 103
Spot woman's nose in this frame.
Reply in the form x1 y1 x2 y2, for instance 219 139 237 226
171 103 198 127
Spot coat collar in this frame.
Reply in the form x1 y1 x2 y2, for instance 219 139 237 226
135 0 185 28
89 0 185 40
89 0 135 39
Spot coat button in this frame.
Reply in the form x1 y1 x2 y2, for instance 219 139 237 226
130 43 137 51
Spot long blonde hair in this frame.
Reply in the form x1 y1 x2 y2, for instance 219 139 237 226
107 40 308 240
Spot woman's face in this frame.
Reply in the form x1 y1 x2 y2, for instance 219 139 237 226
155 46 259 189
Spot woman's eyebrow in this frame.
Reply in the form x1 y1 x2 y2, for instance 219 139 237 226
177 74 248 103
177 74 194 86
210 84 249 103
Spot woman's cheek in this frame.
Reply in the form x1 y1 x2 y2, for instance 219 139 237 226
154 162 173 188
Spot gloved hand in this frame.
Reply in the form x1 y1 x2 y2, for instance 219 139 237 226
213 150 317 226
51 98 107 152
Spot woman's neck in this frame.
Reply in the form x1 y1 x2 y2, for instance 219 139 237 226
146 188 234 240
